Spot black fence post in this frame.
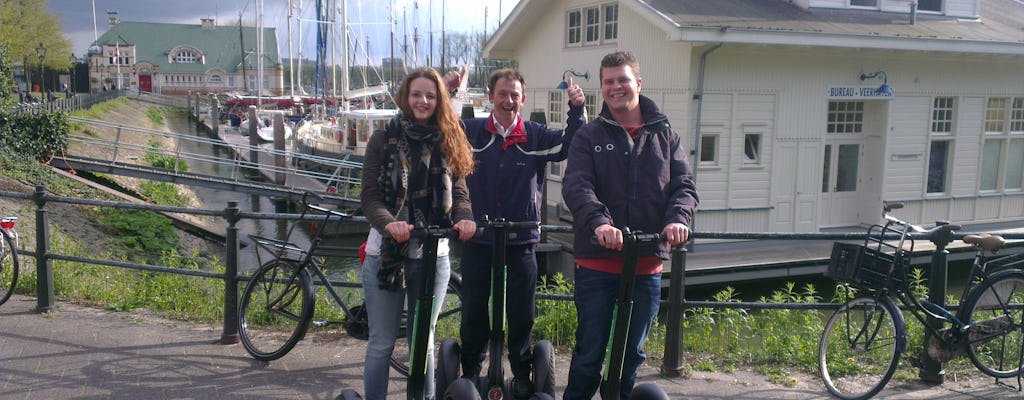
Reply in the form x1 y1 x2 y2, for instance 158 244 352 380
221 201 241 344
662 245 687 377
33 185 54 313
919 220 953 383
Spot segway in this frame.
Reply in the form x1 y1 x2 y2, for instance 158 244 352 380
338 225 467 400
598 228 669 400
439 217 556 400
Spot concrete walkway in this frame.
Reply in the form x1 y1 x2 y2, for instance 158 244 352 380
1 294 1020 399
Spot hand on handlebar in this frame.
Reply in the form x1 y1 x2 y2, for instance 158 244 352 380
385 221 415 243
662 223 690 246
595 224 623 251
453 219 477 241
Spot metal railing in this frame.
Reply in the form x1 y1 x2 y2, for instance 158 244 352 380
9 90 122 115
3 186 1023 380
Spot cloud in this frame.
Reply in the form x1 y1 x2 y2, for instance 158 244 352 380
50 0 517 63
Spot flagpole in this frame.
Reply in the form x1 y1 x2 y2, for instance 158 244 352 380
115 41 121 91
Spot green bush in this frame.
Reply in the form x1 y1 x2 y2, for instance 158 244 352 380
145 108 164 124
98 209 178 263
142 140 188 171
0 111 70 161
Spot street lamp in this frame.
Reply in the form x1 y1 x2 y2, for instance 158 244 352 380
35 42 46 94
68 53 76 96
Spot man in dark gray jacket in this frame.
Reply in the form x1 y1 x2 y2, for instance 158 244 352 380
561 51 699 400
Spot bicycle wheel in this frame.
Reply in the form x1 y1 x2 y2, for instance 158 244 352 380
962 268 1024 378
0 229 18 306
238 259 315 361
819 295 904 400
391 273 463 377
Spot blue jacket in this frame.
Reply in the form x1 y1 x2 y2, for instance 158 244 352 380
562 95 699 262
463 104 585 245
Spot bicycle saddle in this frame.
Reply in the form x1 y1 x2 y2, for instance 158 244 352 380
962 234 1005 252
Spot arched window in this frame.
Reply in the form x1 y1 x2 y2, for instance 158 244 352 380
172 47 202 64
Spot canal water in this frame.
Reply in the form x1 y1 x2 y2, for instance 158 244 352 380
165 110 364 276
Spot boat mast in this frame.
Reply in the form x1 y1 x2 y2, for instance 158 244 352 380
340 0 349 111
287 0 294 98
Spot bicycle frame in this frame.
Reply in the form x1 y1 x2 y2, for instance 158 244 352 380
846 215 1012 360
248 202 364 324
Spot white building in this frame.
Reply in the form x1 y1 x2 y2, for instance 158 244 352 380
87 12 284 96
487 0 1024 233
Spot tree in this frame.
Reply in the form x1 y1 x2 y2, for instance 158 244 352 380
0 0 73 90
0 44 16 108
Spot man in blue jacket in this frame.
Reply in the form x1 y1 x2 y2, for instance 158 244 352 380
460 68 585 398
561 51 699 400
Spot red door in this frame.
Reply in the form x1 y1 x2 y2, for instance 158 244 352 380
139 75 152 93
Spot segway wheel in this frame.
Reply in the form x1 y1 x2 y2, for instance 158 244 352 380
630 383 669 400
334 388 363 400
441 377 480 400
531 340 556 397
436 338 462 398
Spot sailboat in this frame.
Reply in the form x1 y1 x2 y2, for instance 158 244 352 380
292 0 399 171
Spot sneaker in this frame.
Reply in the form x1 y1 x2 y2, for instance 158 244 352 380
510 376 534 400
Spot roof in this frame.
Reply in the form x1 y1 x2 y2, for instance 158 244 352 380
95 21 281 74
486 0 1024 58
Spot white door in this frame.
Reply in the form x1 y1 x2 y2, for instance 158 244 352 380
772 141 819 232
819 141 862 227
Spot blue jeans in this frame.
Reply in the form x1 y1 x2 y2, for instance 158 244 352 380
563 266 661 400
361 254 451 400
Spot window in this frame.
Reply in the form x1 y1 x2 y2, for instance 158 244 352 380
985 98 1007 133
549 161 562 178
927 140 951 193
827 101 863 134
700 134 718 165
603 4 618 41
1011 97 1024 132
585 7 600 44
979 97 1024 191
209 74 222 84
931 97 955 133
584 92 597 123
850 0 878 8
566 10 581 45
174 48 201 64
917 0 942 12
566 3 618 47
744 134 761 164
547 91 563 124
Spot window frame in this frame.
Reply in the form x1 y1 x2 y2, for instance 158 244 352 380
566 10 582 46
926 139 953 194
547 90 564 125
743 133 762 165
827 101 864 134
978 96 1024 192
697 125 722 168
931 96 955 134
565 3 618 48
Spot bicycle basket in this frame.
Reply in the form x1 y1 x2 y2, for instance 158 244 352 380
827 242 906 290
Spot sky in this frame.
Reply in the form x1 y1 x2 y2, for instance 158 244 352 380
48 0 519 64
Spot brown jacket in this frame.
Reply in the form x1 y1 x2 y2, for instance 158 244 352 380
360 125 473 233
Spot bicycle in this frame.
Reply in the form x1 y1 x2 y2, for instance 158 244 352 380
0 208 20 306
819 202 1024 400
237 196 463 370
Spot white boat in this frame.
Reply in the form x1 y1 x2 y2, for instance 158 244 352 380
239 112 294 142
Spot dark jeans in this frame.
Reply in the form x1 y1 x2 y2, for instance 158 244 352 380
459 242 538 379
563 266 661 400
